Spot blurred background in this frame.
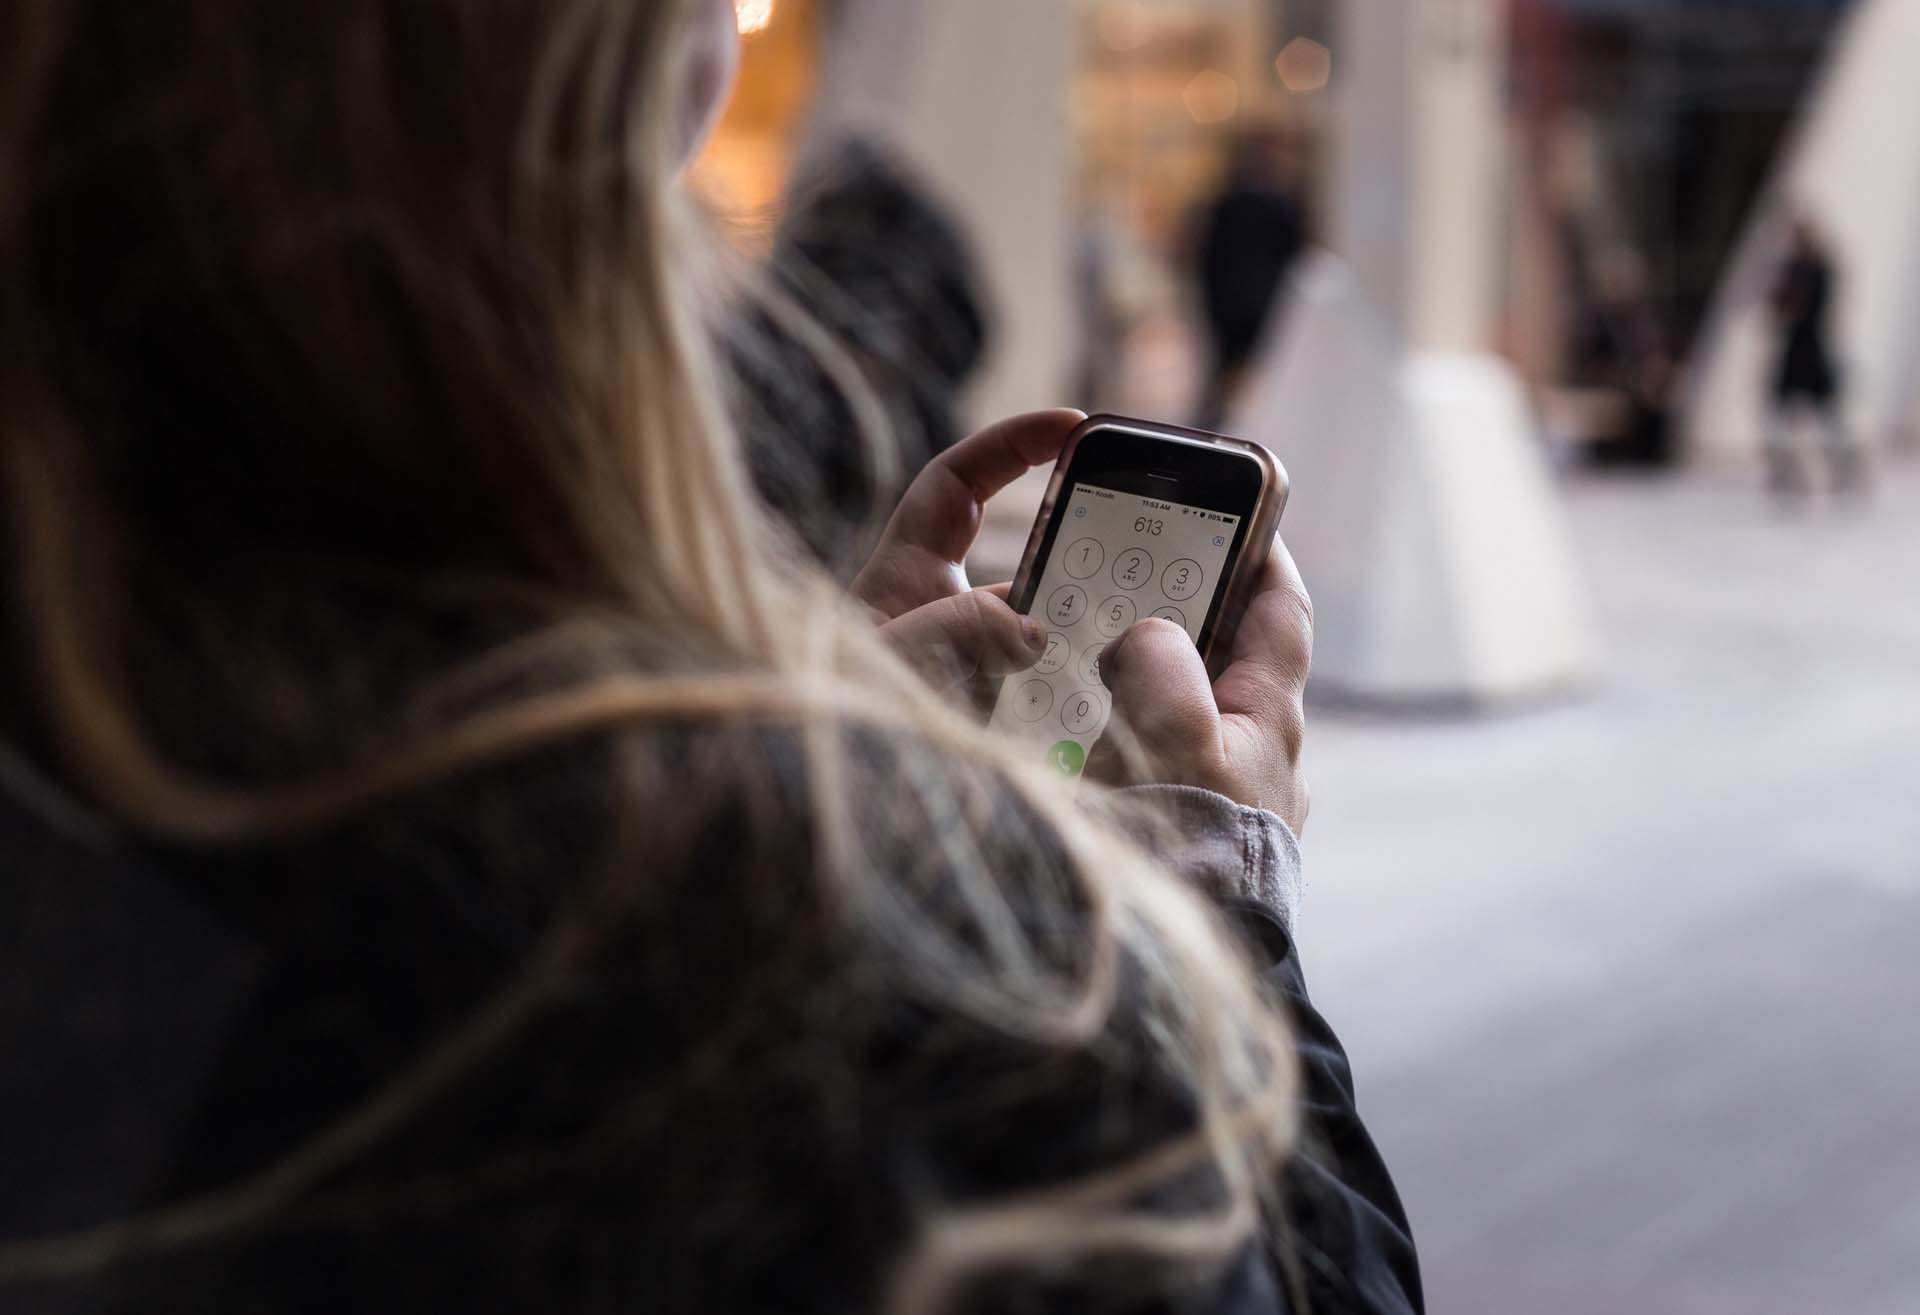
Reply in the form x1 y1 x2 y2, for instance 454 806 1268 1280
703 2 1919 1311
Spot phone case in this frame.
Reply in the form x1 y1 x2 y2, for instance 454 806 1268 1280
1004 415 1290 680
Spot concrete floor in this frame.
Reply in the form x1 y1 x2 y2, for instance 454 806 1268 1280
1297 461 1920 1314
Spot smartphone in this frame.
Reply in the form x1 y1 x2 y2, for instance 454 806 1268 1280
988 416 1289 778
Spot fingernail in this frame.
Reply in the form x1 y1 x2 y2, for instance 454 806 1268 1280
1022 618 1048 652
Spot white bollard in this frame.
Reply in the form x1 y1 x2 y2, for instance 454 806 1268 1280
1235 256 1592 704
1228 0 1592 704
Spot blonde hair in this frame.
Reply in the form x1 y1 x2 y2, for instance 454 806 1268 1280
0 1 1299 1309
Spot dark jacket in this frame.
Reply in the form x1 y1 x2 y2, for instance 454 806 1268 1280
734 140 991 574
0 737 1420 1315
1198 186 1306 373
1772 252 1839 403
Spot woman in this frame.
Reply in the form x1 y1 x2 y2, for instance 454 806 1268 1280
1766 216 1862 497
0 2 1421 1312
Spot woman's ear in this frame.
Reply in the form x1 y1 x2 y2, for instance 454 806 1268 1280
677 0 741 171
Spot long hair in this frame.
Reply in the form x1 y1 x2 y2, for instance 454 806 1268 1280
0 1 1299 1309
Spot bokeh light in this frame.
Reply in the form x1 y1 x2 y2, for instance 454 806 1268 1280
1276 37 1332 95
1097 1 1152 53
1182 70 1240 125
735 0 774 37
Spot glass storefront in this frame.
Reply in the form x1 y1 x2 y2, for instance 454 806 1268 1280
1072 1 1330 414
1075 0 1322 252
694 0 1335 417
695 0 821 216
700 1 1329 239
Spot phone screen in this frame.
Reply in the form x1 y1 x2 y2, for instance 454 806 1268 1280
989 480 1246 778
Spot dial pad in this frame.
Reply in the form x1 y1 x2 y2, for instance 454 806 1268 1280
990 482 1246 777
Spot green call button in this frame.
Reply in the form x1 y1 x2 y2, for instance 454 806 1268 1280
1046 740 1087 778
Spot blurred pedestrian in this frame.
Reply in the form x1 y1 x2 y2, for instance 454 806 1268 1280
1195 127 1308 431
1766 215 1863 497
1072 204 1129 410
1570 246 1678 466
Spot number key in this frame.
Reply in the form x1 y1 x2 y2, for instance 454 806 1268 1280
1112 548 1155 592
1061 690 1107 736
1095 595 1138 639
1162 559 1204 602
1034 631 1070 675
1064 538 1105 581
1079 643 1108 687
1046 585 1088 627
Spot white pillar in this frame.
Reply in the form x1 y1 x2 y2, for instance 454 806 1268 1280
808 0 1075 428
1232 0 1592 703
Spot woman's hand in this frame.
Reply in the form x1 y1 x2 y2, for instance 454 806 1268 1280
855 410 1084 686
1097 537 1314 834
854 409 1083 617
876 582 1048 689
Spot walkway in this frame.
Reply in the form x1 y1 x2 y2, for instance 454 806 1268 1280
1302 462 1920 1314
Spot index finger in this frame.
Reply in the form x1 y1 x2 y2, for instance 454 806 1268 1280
881 409 1086 564
933 409 1087 501
1212 536 1314 722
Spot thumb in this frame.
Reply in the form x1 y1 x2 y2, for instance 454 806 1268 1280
1095 619 1223 781
881 590 1048 688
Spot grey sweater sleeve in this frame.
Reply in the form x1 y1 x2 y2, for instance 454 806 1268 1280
1121 785 1304 932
